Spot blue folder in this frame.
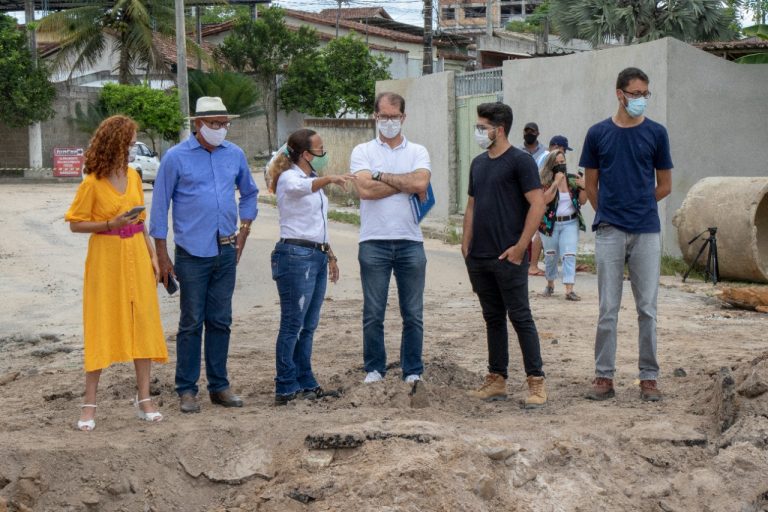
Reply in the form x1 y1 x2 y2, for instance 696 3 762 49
410 183 435 224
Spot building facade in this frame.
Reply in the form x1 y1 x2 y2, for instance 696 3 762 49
439 0 544 33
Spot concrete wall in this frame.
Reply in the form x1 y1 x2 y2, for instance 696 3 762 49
376 71 457 220
502 37 768 255
303 118 375 204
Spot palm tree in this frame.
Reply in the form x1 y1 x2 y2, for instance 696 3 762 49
550 0 737 47
188 70 263 118
36 0 201 84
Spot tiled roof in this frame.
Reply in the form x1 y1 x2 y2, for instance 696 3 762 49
317 7 393 21
693 37 768 50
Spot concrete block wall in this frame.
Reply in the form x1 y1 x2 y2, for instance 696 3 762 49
303 117 376 204
502 37 768 255
376 71 457 220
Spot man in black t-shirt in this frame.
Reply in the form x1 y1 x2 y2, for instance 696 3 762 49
461 102 548 407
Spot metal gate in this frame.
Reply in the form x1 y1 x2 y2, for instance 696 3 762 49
455 69 503 213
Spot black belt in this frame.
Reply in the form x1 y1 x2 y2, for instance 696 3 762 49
219 234 237 246
555 213 578 222
280 238 330 253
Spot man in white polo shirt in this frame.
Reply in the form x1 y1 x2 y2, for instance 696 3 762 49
350 92 431 386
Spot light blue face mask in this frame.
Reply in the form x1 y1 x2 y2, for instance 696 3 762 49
625 97 647 118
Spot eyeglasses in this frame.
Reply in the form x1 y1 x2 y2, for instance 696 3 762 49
202 120 231 129
622 90 652 100
308 149 327 157
377 114 403 122
475 124 496 132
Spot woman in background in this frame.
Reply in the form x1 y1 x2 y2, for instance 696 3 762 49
268 128 353 405
538 150 587 301
65 115 167 431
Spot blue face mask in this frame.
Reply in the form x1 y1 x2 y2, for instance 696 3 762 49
625 97 647 118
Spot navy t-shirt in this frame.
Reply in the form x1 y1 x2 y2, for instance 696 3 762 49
468 145 541 258
579 117 673 233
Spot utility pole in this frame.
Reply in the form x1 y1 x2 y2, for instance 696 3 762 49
175 0 190 140
423 0 433 75
335 0 346 38
486 0 493 36
25 0 43 171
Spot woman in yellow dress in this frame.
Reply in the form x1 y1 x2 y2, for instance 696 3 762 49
65 115 168 431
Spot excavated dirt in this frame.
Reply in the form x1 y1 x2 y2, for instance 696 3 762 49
1 182 767 512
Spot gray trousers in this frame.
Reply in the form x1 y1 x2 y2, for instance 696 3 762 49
594 224 661 380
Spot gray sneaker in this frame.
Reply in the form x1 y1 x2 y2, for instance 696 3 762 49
541 286 554 297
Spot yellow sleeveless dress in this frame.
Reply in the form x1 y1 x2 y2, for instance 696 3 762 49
65 168 168 372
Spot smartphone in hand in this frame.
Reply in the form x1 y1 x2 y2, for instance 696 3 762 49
164 275 179 295
124 206 146 219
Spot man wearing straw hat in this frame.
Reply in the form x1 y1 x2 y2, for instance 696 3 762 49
150 97 259 413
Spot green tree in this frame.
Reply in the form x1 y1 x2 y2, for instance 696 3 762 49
736 24 768 62
0 14 56 127
36 0 206 84
100 83 183 149
550 0 737 47
280 34 391 118
188 70 262 118
216 7 319 149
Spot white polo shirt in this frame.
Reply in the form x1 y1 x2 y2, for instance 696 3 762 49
350 136 431 242
276 165 328 244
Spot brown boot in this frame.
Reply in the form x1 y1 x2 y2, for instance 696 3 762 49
524 376 547 409
586 377 615 400
640 380 662 402
467 373 507 401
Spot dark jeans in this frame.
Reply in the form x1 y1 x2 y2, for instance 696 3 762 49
465 255 544 379
358 240 426 378
271 241 327 396
174 244 236 395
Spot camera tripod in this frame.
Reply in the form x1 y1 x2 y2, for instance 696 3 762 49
682 227 719 285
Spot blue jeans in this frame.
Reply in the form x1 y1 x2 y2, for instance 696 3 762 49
594 224 661 380
541 218 579 285
358 240 426 378
174 244 236 395
271 242 327 396
465 254 544 379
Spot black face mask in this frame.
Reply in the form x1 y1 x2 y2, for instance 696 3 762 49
553 164 567 174
523 133 538 145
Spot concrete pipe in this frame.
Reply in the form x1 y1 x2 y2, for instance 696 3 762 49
672 177 768 283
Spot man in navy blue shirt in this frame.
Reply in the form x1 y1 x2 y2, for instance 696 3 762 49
150 97 258 413
579 68 673 402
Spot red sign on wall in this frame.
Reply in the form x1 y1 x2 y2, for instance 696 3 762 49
53 147 85 177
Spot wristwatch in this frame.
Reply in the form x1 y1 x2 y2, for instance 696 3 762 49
372 171 382 181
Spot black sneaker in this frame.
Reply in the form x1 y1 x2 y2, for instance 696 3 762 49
299 387 341 400
274 392 297 406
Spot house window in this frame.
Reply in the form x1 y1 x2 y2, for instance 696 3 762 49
443 7 456 20
463 6 486 18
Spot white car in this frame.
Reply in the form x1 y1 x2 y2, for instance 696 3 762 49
132 141 160 185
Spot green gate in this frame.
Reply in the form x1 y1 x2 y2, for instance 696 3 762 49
455 69 503 213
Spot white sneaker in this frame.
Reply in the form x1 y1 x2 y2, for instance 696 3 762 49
364 370 383 384
404 374 421 384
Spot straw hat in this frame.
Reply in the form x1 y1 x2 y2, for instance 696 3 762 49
187 96 240 119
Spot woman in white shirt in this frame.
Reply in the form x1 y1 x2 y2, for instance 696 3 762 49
538 150 587 301
267 129 353 405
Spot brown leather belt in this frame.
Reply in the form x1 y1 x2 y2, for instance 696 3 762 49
219 234 237 245
555 213 578 222
280 238 329 253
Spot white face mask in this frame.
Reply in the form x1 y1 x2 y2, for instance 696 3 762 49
128 145 138 162
377 119 401 139
474 127 496 150
200 124 227 146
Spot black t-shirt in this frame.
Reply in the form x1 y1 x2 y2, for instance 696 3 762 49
468 146 541 258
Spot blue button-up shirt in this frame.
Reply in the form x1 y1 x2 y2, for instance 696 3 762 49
149 135 258 257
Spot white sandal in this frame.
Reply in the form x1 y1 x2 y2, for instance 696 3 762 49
134 396 163 422
77 404 97 431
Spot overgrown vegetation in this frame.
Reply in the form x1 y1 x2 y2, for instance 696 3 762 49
0 14 56 127
328 210 361 226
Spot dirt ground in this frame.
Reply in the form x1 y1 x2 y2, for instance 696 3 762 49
1 181 767 512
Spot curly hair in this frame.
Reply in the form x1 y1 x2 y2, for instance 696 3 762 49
267 129 317 193
83 115 138 179
539 149 565 187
